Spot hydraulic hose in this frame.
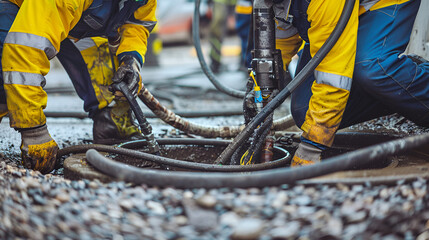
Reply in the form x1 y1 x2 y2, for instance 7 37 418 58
138 84 295 138
193 0 246 98
111 81 160 153
214 0 357 165
59 138 291 172
42 109 244 119
86 132 429 188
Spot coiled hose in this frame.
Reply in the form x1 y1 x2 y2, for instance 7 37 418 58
214 0 357 165
86 132 429 188
58 138 291 172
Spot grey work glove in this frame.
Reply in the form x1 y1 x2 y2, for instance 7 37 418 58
291 142 322 167
111 55 142 98
20 124 59 174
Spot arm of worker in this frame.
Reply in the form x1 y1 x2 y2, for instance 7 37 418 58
2 0 92 173
2 0 91 129
276 34 302 71
112 0 157 97
116 0 157 67
273 0 302 70
299 0 359 147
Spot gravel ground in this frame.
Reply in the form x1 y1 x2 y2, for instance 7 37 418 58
1 115 429 239
0 162 429 240
2 41 429 239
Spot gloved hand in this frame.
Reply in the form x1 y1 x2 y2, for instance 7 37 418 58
111 55 142 98
19 124 59 174
291 141 322 167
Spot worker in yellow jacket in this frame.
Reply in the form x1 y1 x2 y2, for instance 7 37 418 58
274 0 429 166
208 0 237 73
0 0 157 173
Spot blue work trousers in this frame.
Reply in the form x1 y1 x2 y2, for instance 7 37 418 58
291 0 429 128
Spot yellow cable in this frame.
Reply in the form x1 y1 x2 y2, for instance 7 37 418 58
240 150 254 165
250 71 258 87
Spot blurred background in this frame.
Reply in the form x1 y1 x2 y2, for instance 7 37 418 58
49 0 243 90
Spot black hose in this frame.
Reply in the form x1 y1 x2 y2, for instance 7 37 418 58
86 132 429 188
193 0 246 98
242 113 273 165
59 138 291 172
42 109 244 119
214 0 357 165
111 81 160 153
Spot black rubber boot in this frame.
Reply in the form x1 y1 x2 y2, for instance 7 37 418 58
92 101 143 144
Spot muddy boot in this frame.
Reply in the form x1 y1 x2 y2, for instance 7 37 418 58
92 101 143 144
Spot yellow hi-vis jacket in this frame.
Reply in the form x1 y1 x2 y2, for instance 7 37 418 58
275 0 409 147
2 0 157 129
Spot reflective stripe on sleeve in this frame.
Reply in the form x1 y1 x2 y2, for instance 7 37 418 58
3 71 46 87
5 32 58 60
360 0 379 10
125 20 157 32
73 38 97 52
314 70 352 91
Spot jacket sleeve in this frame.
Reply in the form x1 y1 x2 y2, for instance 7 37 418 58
274 1 303 70
2 0 91 129
276 34 302 70
116 0 157 66
300 0 359 147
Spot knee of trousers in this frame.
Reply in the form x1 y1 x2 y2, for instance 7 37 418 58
353 58 385 91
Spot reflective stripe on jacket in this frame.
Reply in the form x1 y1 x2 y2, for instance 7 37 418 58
274 0 410 146
2 0 156 128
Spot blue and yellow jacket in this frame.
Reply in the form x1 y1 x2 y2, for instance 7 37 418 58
2 0 157 129
275 0 410 146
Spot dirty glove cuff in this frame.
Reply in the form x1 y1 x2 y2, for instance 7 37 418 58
20 124 58 174
20 124 53 145
291 142 322 167
118 54 142 69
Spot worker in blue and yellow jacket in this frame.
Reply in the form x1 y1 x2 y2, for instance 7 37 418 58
274 0 429 166
0 0 157 173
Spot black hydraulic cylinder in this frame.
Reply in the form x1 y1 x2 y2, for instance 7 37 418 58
252 0 276 92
